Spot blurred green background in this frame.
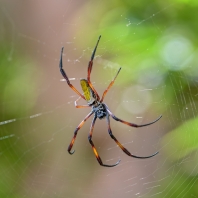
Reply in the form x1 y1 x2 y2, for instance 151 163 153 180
1 0 198 198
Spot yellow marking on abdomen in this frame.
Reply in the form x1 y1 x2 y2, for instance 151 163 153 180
80 79 91 101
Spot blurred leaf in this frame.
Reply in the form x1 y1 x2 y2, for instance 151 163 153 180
156 171 198 198
162 116 198 160
0 48 40 118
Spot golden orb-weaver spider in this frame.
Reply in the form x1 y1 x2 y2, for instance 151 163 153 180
59 35 162 167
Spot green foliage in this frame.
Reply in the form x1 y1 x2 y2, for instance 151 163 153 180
0 42 40 197
162 116 198 160
0 46 39 117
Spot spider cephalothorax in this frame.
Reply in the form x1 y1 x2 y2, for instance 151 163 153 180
92 103 107 119
59 35 162 167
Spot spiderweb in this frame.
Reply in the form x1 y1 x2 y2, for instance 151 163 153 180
1 1 198 198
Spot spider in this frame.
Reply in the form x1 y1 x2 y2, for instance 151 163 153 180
59 35 162 167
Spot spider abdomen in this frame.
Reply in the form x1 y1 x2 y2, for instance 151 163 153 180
92 103 107 119
80 79 96 105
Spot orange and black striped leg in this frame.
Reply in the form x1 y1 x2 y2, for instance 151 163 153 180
106 115 158 159
75 97 90 108
59 47 85 100
105 105 162 128
87 35 101 80
87 36 101 100
68 111 94 154
100 67 121 102
88 115 120 167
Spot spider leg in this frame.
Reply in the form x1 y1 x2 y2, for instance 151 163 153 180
105 105 162 128
75 97 90 108
87 36 101 101
88 115 121 167
106 114 158 159
87 36 101 80
100 67 121 102
59 47 85 100
68 111 94 154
